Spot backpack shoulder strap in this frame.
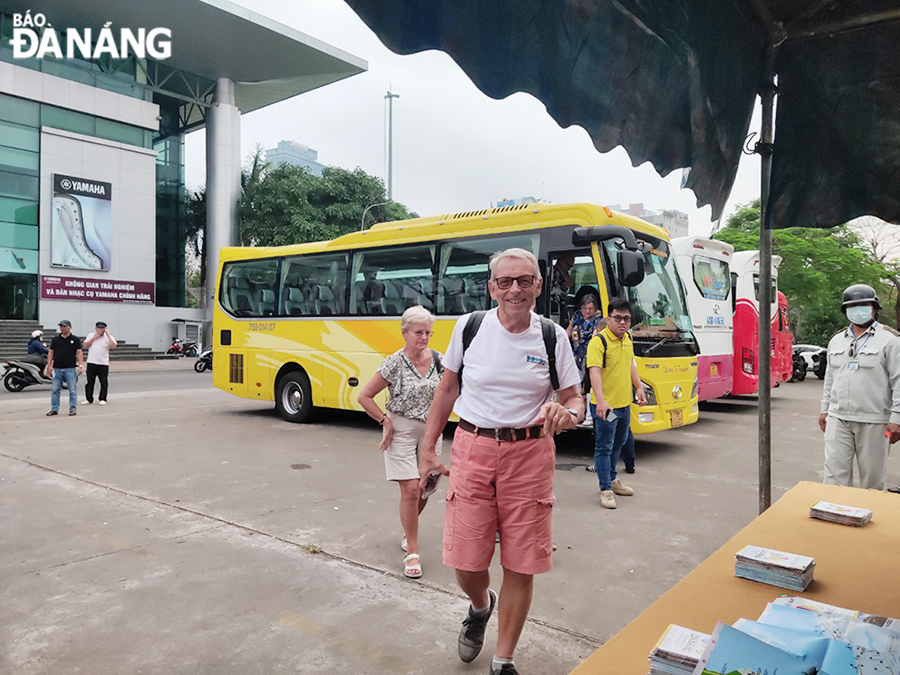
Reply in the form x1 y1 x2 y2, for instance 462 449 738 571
598 332 608 370
458 311 487 389
431 349 443 374
462 311 487 352
540 317 560 390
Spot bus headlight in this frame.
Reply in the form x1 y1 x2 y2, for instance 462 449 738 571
638 412 654 424
691 376 698 399
637 381 657 405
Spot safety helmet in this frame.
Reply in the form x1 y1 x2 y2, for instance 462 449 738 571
841 284 881 311
31 329 42 338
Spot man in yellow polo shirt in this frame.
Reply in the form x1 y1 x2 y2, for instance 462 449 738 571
587 298 647 509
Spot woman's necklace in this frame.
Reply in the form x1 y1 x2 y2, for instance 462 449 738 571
404 349 430 367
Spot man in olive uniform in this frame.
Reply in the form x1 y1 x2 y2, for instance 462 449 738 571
818 284 900 490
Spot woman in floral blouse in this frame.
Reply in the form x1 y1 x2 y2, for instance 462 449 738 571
358 305 443 578
566 294 602 389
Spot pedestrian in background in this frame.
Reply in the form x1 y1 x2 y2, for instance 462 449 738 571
819 284 900 490
83 321 117 405
26 329 48 370
47 320 83 417
587 298 646 509
357 306 443 579
419 248 583 675
566 294 601 392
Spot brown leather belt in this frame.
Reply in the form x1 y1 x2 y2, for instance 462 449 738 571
458 418 543 442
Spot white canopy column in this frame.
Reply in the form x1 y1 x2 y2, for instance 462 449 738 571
204 78 242 343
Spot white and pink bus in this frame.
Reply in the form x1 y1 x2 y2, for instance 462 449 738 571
673 236 735 401
730 250 782 396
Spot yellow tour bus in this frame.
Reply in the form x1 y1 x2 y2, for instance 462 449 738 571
212 202 699 433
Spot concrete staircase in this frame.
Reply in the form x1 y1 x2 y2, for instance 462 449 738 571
0 320 171 363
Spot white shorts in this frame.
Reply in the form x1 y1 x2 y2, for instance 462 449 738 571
384 412 442 481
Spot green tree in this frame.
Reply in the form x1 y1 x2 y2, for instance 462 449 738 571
715 200 892 346
184 151 418 284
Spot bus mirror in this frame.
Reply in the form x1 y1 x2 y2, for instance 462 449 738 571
617 250 645 287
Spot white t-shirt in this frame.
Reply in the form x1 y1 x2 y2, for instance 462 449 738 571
86 332 115 366
443 309 580 428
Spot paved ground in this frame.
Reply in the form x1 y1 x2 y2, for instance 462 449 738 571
2 373 897 674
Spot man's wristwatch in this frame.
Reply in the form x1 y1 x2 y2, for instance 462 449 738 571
565 408 582 423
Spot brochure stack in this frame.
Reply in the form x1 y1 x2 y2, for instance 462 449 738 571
647 625 709 675
733 544 814 591
687 598 900 675
809 500 873 526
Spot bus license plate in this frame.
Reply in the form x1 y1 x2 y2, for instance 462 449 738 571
710 363 718 377
670 409 684 427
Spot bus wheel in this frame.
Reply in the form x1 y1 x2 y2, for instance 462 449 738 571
276 371 314 423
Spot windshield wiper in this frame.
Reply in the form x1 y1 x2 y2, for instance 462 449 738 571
642 336 672 357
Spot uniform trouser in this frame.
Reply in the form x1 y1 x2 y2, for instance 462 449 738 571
85 363 109 402
823 416 890 490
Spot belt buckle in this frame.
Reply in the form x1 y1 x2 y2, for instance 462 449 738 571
494 428 503 442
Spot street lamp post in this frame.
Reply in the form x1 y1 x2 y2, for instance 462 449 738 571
385 89 400 199
361 201 390 231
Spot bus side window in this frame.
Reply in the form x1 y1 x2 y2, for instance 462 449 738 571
280 253 349 317
220 259 279 318
350 245 436 316
437 233 540 315
731 273 738 313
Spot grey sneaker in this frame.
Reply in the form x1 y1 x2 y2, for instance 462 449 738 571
458 589 497 663
490 664 519 675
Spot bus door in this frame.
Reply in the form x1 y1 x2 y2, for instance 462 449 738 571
546 249 600 328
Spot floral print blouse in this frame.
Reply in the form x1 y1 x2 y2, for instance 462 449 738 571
379 349 443 423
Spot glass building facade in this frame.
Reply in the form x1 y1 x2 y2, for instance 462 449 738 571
0 12 189 318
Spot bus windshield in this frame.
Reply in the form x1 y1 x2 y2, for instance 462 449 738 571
692 254 730 301
605 240 692 341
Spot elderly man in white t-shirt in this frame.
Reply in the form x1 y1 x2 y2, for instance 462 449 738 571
82 321 117 405
420 248 583 675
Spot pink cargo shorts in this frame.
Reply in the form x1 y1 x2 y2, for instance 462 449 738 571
443 426 556 576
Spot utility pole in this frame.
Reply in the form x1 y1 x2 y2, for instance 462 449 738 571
385 89 400 199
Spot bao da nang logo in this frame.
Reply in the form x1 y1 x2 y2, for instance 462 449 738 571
9 11 171 60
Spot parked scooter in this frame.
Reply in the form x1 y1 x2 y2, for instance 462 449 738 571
3 359 53 392
812 351 827 380
167 337 199 357
194 345 212 373
790 349 807 382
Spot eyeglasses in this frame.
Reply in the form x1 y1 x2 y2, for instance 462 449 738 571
608 315 632 324
409 329 432 337
493 275 536 289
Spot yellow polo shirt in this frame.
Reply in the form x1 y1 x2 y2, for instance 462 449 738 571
586 327 634 408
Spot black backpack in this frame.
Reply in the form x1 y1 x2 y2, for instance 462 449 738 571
457 311 559 390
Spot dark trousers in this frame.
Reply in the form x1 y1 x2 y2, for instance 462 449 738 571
85 363 109 402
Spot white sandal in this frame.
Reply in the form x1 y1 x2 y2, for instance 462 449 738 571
403 553 422 578
401 536 408 553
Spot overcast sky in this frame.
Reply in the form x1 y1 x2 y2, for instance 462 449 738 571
184 0 764 236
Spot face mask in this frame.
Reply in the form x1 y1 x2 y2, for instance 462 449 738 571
846 305 874 326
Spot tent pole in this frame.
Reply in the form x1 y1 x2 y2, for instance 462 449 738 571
758 48 776 514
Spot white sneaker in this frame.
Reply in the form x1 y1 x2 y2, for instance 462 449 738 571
82 399 91 405
611 479 634 496
600 490 617 509
99 400 107 406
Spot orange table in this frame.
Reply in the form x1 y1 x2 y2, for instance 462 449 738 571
571 481 900 674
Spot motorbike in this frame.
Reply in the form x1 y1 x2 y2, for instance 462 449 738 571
812 350 827 380
167 337 199 357
790 350 807 382
194 345 212 373
4 358 53 392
